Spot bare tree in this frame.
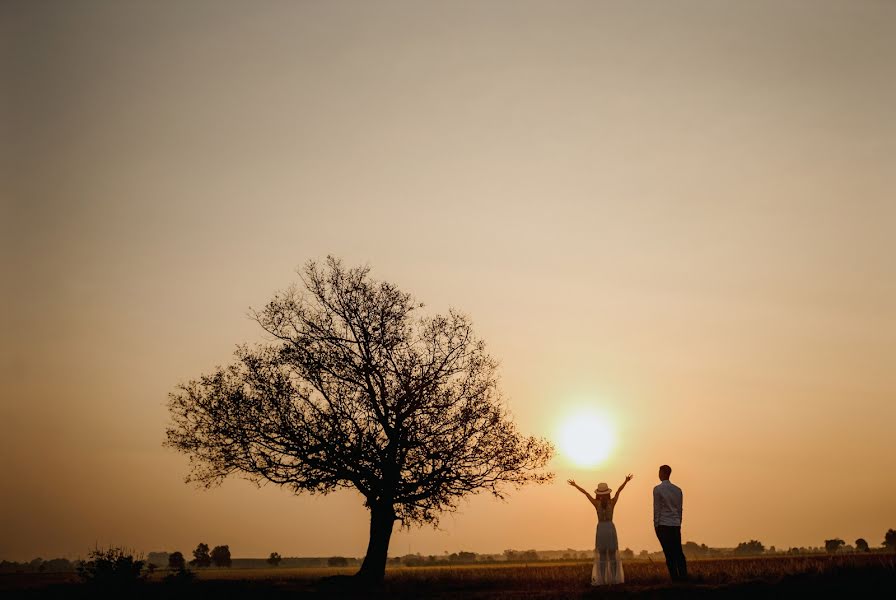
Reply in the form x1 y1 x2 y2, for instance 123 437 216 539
165 258 554 583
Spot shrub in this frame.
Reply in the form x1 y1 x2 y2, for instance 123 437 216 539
76 547 146 587
164 566 196 585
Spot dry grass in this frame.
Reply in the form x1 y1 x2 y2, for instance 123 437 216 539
375 554 896 596
3 554 894 598
176 553 894 585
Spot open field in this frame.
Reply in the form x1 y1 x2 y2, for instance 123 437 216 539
2 554 895 598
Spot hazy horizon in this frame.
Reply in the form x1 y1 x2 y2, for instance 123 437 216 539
2 0 894 562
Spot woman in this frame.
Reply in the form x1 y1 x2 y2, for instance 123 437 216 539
568 474 633 586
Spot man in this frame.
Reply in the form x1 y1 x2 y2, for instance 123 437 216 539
653 464 687 581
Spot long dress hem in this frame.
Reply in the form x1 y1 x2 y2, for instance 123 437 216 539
591 499 625 586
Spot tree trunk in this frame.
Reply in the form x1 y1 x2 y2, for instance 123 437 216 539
355 503 396 584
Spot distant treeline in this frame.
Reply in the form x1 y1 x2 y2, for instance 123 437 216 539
0 558 77 573
146 553 362 569
5 529 893 573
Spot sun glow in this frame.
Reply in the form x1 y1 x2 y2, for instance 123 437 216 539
558 410 615 467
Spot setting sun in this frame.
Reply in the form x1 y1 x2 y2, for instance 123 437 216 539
558 410 616 467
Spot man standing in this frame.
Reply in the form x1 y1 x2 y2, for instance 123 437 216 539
653 464 687 581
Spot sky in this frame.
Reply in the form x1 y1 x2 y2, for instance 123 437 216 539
2 0 894 561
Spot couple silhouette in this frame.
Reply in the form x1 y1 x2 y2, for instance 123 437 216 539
568 464 688 586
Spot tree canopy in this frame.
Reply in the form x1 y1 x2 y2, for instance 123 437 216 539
884 529 896 551
189 543 210 568
210 545 231 567
165 258 554 581
733 540 765 555
167 552 185 570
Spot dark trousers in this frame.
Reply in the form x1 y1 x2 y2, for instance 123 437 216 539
655 525 688 580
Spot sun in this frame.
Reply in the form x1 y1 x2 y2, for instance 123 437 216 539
558 410 615 467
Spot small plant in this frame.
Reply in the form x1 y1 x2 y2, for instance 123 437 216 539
164 565 196 585
77 547 146 587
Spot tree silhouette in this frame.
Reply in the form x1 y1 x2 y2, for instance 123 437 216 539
167 552 185 570
210 545 231 567
884 529 896 552
190 543 210 568
733 540 765 555
855 538 869 553
824 539 845 554
77 548 146 587
165 258 553 583
267 552 282 567
42 558 74 573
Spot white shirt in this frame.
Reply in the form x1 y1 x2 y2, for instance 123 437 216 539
653 480 683 527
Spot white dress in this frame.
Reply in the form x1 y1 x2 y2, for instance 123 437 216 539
591 497 625 585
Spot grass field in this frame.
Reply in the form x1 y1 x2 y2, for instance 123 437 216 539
3 554 894 598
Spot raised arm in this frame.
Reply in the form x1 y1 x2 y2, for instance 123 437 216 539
612 473 634 502
567 479 595 504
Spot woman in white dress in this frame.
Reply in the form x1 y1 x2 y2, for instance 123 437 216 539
568 474 633 585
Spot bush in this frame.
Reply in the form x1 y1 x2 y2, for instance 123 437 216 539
76 547 146 587
164 566 196 585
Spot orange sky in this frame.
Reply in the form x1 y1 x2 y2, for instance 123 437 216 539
2 0 894 561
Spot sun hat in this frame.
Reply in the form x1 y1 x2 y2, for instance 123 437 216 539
594 482 612 495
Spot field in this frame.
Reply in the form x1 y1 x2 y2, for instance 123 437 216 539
3 554 894 598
